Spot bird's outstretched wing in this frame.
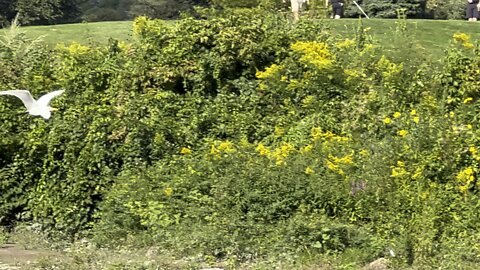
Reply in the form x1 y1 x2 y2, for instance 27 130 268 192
37 89 65 107
0 90 36 110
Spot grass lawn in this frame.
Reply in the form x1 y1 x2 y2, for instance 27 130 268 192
8 21 135 46
328 18 480 57
1 18 480 57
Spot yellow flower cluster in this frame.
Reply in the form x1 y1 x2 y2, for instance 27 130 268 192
164 187 173 197
270 143 295 165
290 41 334 70
256 143 270 156
469 146 480 161
456 166 475 193
57 42 90 56
210 140 236 158
336 39 355 49
453 32 475 49
255 142 295 166
325 153 354 175
311 127 349 143
410 109 419 124
343 68 365 83
256 63 282 80
376 55 403 80
391 161 408 178
305 166 315 175
180 147 192 155
397 130 408 137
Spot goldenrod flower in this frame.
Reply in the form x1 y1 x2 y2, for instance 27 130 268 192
463 42 475 49
464 97 473 104
453 32 470 43
456 166 475 193
291 41 334 70
218 140 236 153
256 64 281 80
398 130 408 137
164 187 173 197
180 147 192 155
256 143 270 156
274 126 285 137
336 39 355 49
300 144 313 154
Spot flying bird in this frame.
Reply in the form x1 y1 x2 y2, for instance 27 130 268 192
0 89 65 119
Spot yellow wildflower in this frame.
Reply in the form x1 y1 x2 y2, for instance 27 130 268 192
180 147 192 155
464 97 473 104
302 95 315 107
256 143 270 156
290 41 334 70
398 130 408 137
463 42 475 49
256 64 281 80
359 149 369 157
391 161 408 177
218 140 236 153
305 166 315 175
470 146 480 161
311 127 322 141
410 109 417 116
336 39 355 49
413 116 420 124
300 144 313 154
453 32 470 43
274 126 285 137
383 117 392 124
393 112 401 119
412 167 423 179
164 187 173 197
64 42 90 55
456 166 475 193
210 144 221 158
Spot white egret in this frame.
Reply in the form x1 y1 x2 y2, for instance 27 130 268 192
0 89 65 119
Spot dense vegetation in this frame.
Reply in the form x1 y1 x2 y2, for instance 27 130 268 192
1 7 480 269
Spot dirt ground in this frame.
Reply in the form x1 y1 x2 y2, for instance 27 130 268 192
0 244 50 269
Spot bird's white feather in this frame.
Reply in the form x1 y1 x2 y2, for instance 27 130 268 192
37 89 65 107
0 90 36 110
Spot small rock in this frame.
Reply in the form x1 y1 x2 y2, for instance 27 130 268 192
363 257 390 270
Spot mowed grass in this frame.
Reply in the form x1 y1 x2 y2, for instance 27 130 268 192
1 18 479 57
328 18 480 57
8 21 135 45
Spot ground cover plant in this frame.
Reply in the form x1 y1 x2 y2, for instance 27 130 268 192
1 7 480 269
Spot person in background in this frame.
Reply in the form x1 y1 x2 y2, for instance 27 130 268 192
466 0 479 21
330 0 344 19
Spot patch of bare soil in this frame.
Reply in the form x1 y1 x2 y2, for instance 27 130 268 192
0 243 52 268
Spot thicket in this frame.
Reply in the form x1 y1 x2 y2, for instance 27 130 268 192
1 9 480 268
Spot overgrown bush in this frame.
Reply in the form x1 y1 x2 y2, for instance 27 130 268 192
1 10 480 269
